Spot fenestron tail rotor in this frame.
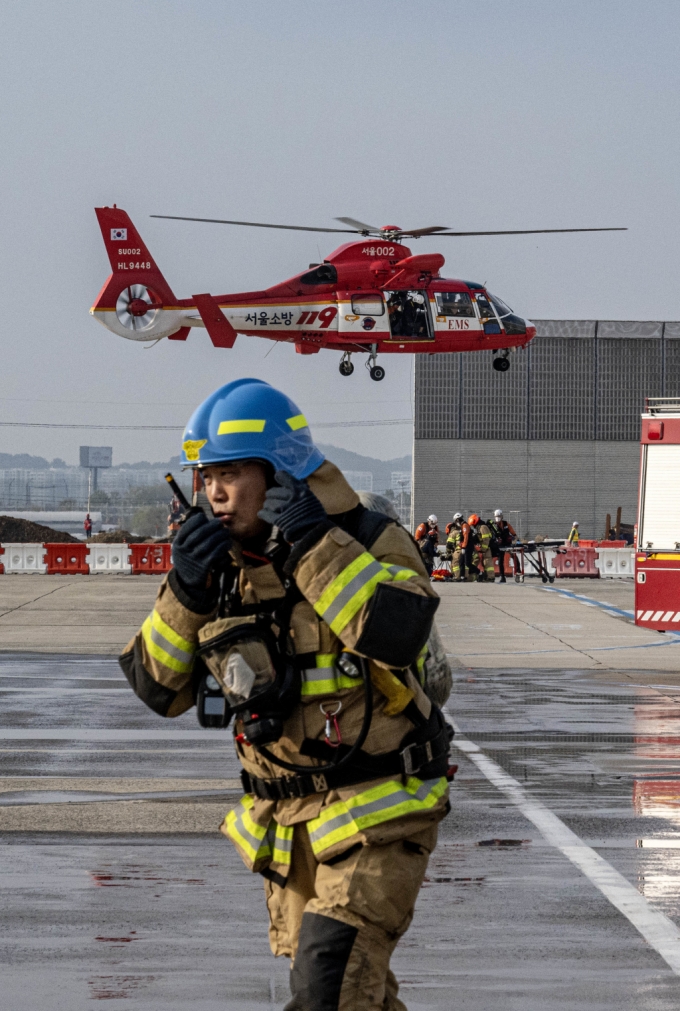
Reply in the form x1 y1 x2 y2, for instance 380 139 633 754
115 284 162 331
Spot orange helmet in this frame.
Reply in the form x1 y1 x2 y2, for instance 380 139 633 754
468 514 480 526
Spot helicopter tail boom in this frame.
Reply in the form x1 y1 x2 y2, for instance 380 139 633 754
90 206 190 342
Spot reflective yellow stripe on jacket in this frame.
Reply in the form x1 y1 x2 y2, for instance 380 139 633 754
306 776 448 857
141 610 195 674
314 555 419 636
300 653 362 697
224 795 293 868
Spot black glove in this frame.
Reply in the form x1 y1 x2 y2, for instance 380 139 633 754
258 470 327 542
171 509 232 591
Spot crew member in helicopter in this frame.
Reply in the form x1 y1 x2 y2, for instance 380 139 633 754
119 379 452 1011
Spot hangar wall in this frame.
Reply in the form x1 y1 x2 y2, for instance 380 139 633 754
413 439 639 540
413 320 680 539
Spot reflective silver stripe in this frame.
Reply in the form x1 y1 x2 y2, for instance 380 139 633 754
307 779 436 847
384 564 406 577
148 623 193 666
302 666 336 683
274 829 293 853
235 817 268 855
320 559 385 626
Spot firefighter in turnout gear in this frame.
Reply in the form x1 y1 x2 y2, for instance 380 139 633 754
445 513 466 581
467 515 495 582
489 509 517 583
120 379 451 1011
414 514 439 576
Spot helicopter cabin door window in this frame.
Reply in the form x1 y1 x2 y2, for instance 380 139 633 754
351 294 384 316
337 292 386 337
385 291 433 340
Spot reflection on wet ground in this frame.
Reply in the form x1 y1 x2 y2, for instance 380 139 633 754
3 653 680 1006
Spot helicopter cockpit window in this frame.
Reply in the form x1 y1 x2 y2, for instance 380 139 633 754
435 292 475 317
475 293 502 334
351 294 384 316
386 290 432 339
474 294 497 320
299 263 338 285
489 294 513 318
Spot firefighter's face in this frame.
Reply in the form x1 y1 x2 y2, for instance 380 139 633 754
202 461 268 541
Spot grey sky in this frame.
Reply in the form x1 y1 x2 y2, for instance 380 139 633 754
0 0 678 463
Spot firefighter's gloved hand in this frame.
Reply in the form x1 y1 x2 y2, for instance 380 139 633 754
258 470 327 542
171 508 232 590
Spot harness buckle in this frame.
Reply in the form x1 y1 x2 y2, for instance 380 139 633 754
400 739 433 776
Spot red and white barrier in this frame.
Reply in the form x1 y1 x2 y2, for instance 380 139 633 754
87 544 132 573
595 547 635 578
0 542 172 574
2 543 48 574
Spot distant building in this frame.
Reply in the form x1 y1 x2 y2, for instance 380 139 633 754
341 471 373 492
0 467 189 510
391 472 411 494
413 320 679 539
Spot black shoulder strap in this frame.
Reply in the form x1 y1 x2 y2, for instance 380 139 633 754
333 503 397 551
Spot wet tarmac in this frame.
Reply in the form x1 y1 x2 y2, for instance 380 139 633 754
2 583 680 1007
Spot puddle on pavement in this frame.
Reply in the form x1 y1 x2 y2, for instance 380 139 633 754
477 838 531 847
90 866 206 887
88 973 155 1000
95 931 139 944
0 788 229 805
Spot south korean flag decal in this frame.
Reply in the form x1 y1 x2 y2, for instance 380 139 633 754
111 228 127 241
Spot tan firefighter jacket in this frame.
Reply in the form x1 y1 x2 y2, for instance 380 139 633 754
120 461 449 882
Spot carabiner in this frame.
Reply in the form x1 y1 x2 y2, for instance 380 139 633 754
320 701 343 748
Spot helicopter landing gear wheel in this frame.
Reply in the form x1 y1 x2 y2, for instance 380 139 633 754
339 353 354 377
493 354 510 372
366 344 385 381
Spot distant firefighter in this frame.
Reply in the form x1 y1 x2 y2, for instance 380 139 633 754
445 512 469 581
489 509 517 583
469 515 495 582
415 513 439 575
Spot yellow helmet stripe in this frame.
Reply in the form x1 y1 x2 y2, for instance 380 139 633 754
217 419 266 435
286 414 308 431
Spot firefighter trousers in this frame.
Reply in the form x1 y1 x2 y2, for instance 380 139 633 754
480 549 495 581
265 820 438 1010
450 548 464 580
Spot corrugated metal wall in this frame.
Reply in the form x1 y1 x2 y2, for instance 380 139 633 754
413 321 677 538
415 321 677 441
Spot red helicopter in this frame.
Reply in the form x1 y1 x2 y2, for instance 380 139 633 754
91 208 625 380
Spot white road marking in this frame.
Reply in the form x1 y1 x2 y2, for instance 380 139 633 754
0 687 126 694
453 726 680 974
0 729 229 740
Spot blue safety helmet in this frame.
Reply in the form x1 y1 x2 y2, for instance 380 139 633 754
180 378 325 479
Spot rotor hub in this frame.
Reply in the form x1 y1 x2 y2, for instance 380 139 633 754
128 298 152 317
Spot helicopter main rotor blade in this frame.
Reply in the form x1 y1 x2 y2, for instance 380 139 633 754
433 227 627 236
150 215 358 234
401 226 450 237
335 217 382 234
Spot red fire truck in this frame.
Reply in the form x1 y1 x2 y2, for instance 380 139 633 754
636 398 680 630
